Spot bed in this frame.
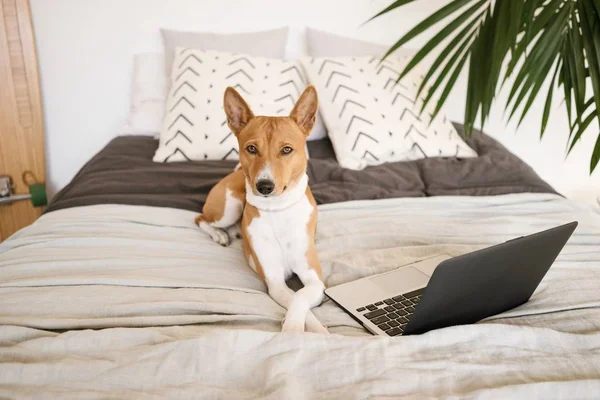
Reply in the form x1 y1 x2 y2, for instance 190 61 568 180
2 126 600 399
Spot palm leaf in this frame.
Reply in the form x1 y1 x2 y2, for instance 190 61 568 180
432 49 471 120
567 98 596 145
541 60 562 138
482 0 523 120
506 3 570 111
505 0 563 80
396 0 486 83
476 4 497 126
567 107 598 154
519 0 542 49
420 27 477 115
380 0 476 61
366 0 416 23
415 10 483 100
570 12 587 120
560 43 574 133
462 8 488 133
515 57 558 128
508 26 567 123
464 7 491 133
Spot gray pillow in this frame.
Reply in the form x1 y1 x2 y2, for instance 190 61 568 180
161 27 289 71
306 27 415 58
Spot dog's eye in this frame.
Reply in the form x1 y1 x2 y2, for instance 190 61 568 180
246 145 258 155
281 146 293 155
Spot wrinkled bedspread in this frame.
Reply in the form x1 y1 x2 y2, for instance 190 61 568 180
1 193 600 399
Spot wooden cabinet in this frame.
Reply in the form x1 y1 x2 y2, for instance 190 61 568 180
0 0 46 240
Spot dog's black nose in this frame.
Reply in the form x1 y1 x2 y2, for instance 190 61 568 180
256 180 275 195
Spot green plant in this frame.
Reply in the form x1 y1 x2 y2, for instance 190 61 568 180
369 0 600 173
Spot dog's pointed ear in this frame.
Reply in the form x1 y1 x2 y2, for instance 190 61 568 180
290 85 318 135
224 87 254 135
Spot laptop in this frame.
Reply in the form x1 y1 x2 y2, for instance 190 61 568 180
325 221 578 337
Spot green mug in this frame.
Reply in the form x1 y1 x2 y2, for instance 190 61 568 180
29 183 47 207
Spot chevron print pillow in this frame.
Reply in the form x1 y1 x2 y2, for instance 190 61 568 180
300 56 478 169
154 48 319 162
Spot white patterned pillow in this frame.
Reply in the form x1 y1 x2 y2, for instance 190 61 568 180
154 48 323 162
300 56 477 169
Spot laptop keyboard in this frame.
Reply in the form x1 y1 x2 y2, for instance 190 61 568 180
355 288 424 336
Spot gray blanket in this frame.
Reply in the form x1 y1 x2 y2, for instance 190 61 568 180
47 124 556 213
1 194 599 398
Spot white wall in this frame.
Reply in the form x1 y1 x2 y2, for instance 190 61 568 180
30 0 600 199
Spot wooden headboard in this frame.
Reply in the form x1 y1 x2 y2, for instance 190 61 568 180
0 0 46 240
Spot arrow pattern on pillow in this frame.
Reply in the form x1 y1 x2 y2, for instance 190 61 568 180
167 114 193 130
169 97 195 112
174 82 197 96
165 131 192 146
377 64 400 76
362 150 379 161
332 85 358 102
346 116 373 134
404 125 426 139
412 143 427 158
222 148 239 160
326 71 351 88
339 99 366 118
352 132 379 151
318 59 344 74
226 69 254 81
176 67 199 82
233 83 250 94
281 66 306 84
219 132 233 145
392 92 414 105
179 53 203 68
400 109 421 122
228 57 256 68
279 80 301 95
165 148 192 162
275 94 296 106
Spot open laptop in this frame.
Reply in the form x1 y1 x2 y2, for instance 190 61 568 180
325 222 578 337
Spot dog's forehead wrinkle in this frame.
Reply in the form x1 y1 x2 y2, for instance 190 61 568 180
260 117 284 139
249 116 303 142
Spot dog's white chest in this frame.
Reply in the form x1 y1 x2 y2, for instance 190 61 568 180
247 194 314 280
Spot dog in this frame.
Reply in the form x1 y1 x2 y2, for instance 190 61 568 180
195 85 328 334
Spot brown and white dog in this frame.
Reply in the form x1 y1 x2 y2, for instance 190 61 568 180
195 85 328 334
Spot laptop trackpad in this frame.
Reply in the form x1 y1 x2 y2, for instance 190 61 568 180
370 267 429 295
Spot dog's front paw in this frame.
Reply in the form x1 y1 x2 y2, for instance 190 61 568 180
281 316 305 333
307 323 329 334
305 315 329 334
210 229 230 247
226 223 242 240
